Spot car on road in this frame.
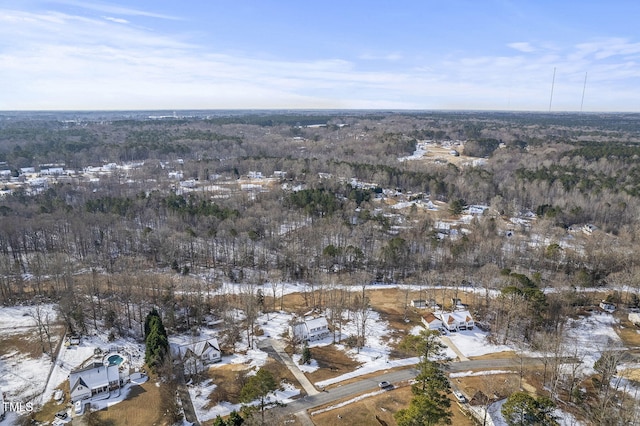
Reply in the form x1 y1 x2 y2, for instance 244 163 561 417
378 380 393 389
453 390 467 403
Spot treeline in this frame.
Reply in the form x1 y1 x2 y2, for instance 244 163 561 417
0 111 640 309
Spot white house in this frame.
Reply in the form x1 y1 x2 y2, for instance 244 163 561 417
289 317 330 342
174 338 222 375
439 311 474 332
421 312 443 331
68 363 122 403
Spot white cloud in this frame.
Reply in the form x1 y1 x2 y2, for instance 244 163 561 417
0 6 639 111
358 52 404 61
49 0 182 20
103 16 129 24
507 42 536 53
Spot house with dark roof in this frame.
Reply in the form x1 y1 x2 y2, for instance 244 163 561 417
421 312 443 330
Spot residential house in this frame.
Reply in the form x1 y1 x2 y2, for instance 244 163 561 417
173 338 222 376
68 363 122 403
421 312 443 331
289 317 330 342
439 310 475 332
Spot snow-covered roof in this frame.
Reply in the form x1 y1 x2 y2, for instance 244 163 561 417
69 363 117 392
176 338 220 359
440 310 473 324
305 317 328 330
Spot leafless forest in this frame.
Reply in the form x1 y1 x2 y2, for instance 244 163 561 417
2 110 640 424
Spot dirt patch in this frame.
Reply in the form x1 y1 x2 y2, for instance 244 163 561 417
0 330 46 358
469 350 518 361
306 345 361 384
0 324 65 358
616 318 640 347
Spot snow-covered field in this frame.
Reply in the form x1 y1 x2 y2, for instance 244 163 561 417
0 304 58 402
0 304 147 425
564 311 621 371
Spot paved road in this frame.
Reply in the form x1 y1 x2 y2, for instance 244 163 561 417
273 356 562 419
273 368 418 417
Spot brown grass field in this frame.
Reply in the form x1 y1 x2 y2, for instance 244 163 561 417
309 384 475 426
93 380 164 426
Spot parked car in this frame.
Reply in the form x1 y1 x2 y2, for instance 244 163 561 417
75 400 84 415
453 390 466 403
55 410 68 420
378 380 393 389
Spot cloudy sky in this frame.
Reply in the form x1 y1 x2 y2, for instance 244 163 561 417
1 0 639 111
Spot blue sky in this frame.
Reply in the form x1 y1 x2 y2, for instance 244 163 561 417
1 0 639 111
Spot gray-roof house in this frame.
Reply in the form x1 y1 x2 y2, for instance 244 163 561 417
289 317 330 342
68 363 121 403
173 338 222 376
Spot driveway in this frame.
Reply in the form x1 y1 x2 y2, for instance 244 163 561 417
259 338 319 396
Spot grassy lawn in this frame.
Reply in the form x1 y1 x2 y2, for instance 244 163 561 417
94 380 164 426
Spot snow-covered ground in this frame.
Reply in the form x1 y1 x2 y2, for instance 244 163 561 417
0 304 58 404
446 328 513 358
43 334 145 405
0 303 147 426
563 311 621 371
0 289 623 426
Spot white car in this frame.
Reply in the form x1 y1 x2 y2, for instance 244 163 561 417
53 389 63 401
75 400 84 415
453 390 466 403
378 381 393 389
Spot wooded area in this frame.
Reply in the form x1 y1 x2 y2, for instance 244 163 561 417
2 110 640 424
